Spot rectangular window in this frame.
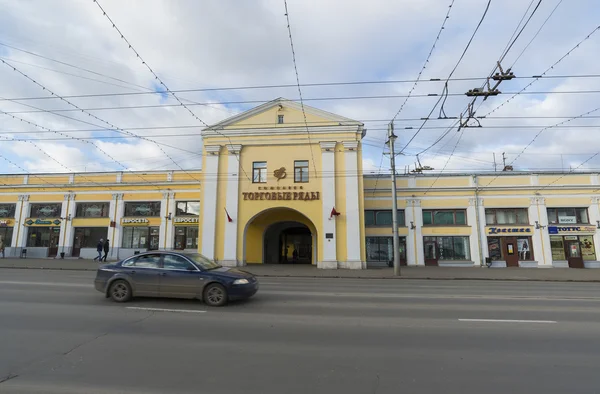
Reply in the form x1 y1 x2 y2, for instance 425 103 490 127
424 236 470 261
75 202 110 218
121 227 159 249
580 235 596 261
422 210 467 225
73 227 108 248
252 162 267 183
278 115 284 124
547 208 589 224
29 203 62 218
26 227 60 247
365 237 406 262
124 202 161 217
0 227 14 246
174 226 199 250
550 236 566 260
175 201 200 216
364 210 405 226
0 204 16 218
517 237 533 260
485 208 529 225
294 160 309 183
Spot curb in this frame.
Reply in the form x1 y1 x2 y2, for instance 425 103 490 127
1 266 598 282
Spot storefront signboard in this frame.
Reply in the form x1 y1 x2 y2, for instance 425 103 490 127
559 216 577 224
174 217 199 225
242 191 320 201
0 219 11 227
121 218 150 226
486 226 532 235
548 226 596 234
24 218 61 226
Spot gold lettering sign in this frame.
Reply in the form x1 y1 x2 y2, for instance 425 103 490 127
242 191 320 201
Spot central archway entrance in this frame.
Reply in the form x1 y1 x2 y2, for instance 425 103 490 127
264 221 312 264
243 207 317 265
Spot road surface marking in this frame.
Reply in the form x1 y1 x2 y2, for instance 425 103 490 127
0 280 89 287
458 318 557 324
126 307 207 313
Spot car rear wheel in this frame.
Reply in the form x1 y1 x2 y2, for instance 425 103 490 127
204 283 227 307
109 280 132 303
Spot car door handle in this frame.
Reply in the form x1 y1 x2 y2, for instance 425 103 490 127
129 270 136 275
159 272 167 276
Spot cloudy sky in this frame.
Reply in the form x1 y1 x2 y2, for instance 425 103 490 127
0 0 599 177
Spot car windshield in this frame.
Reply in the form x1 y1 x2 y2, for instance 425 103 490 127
185 253 221 270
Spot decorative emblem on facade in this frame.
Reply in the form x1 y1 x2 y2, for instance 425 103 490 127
273 167 287 181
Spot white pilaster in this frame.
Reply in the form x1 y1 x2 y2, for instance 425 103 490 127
165 193 176 250
468 197 483 266
341 141 362 269
318 141 337 269
529 197 552 267
477 198 488 263
590 197 600 262
406 199 424 266
111 194 124 259
12 195 29 254
222 145 242 266
201 145 221 260
160 192 175 250
60 193 76 256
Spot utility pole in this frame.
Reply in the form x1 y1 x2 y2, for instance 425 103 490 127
387 123 401 276
493 153 497 172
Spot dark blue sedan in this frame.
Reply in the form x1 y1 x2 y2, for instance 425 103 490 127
94 251 258 306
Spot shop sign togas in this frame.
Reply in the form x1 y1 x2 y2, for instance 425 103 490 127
486 227 532 235
174 217 199 224
121 218 149 225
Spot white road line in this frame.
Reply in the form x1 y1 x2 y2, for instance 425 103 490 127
458 318 557 324
0 280 89 287
126 307 207 313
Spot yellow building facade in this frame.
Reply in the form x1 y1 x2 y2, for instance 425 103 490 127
0 98 599 269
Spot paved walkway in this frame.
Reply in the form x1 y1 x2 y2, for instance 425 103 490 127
1 258 600 281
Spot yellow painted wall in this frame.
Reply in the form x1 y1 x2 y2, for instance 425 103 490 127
416 177 471 188
479 176 531 187
26 176 70 185
539 175 591 186
74 194 112 201
420 199 469 208
546 197 591 206
214 147 228 261
357 143 366 262
72 218 110 227
0 196 18 202
422 226 472 236
121 173 166 183
0 176 25 185
122 193 163 201
172 172 202 182
365 227 409 237
225 105 338 129
74 174 117 184
483 198 531 207
174 192 201 200
29 194 63 202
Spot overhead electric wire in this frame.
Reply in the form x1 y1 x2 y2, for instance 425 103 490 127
91 0 249 182
398 0 492 154
373 0 456 194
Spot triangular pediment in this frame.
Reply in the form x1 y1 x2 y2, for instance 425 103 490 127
202 98 362 132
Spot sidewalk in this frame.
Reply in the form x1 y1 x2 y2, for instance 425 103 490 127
1 258 600 282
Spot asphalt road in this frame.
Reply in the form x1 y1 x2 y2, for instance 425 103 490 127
1 269 600 393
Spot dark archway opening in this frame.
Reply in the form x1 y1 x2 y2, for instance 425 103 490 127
263 221 312 264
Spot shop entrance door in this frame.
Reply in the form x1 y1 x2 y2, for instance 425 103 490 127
48 227 60 257
504 237 519 267
72 228 83 257
148 231 160 251
566 240 584 268
424 240 438 266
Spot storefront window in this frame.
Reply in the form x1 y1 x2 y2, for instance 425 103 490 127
0 227 13 246
121 227 159 249
517 237 533 260
73 227 108 248
175 201 200 216
580 236 596 261
550 236 565 260
365 210 405 226
485 208 529 225
424 236 470 260
29 203 62 218
124 202 161 217
174 226 199 250
366 237 406 262
487 238 502 261
26 227 60 247
547 208 589 224
422 210 467 225
75 203 110 218
0 204 16 218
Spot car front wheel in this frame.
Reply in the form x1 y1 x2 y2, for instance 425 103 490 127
204 283 228 307
109 280 132 303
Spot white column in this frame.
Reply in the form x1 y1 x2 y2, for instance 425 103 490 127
60 193 76 256
11 195 29 256
529 197 552 267
341 141 362 269
159 192 175 250
590 197 600 262
112 194 125 259
477 198 488 263
164 193 176 250
222 145 242 267
406 198 424 266
467 197 483 266
319 142 337 269
201 145 221 260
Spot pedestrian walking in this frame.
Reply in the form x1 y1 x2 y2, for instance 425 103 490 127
102 239 110 262
0 237 5 258
93 239 103 261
